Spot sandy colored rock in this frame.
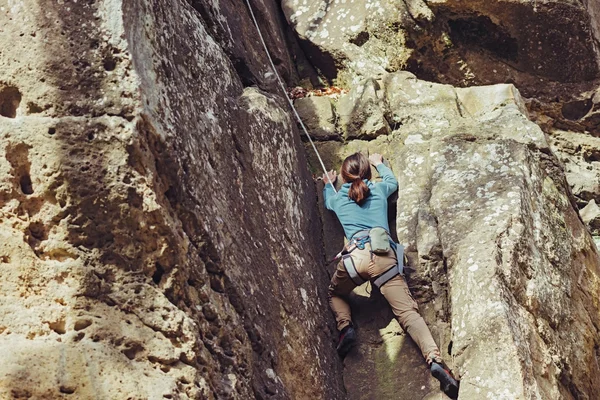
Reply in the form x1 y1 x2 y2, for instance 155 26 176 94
456 84 528 118
0 0 344 399
2 0 600 399
283 0 599 95
282 0 418 83
382 72 461 132
548 129 600 206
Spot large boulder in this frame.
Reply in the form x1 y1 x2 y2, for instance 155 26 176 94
0 0 344 399
281 0 428 84
282 0 600 97
309 73 600 399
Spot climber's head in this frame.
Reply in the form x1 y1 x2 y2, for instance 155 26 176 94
341 152 371 204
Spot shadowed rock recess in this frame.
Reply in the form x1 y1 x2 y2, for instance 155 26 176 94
0 1 599 400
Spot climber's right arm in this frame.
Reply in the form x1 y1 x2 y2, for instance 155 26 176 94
322 170 338 210
324 183 337 210
376 163 398 198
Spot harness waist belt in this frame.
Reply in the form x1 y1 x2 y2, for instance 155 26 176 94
351 229 372 241
336 228 406 288
339 237 405 289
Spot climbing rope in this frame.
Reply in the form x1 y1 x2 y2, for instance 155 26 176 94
243 0 337 193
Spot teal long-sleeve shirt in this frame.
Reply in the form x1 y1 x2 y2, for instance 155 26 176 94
323 163 399 239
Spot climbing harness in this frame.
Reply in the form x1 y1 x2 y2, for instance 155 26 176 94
342 255 364 286
244 0 336 193
335 228 405 289
373 244 404 288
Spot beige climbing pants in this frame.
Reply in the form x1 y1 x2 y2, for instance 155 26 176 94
328 244 439 362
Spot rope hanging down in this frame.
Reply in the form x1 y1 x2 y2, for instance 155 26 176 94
244 0 337 193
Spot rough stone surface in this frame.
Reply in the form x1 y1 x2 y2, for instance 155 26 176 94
308 74 600 399
185 0 320 88
422 0 600 85
0 0 344 399
337 78 390 140
549 129 600 206
284 0 600 194
382 72 462 132
294 96 339 140
3 0 600 399
281 0 426 84
526 86 600 136
580 199 600 234
548 128 600 236
283 0 599 93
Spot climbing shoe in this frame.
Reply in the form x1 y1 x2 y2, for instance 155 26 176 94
431 361 459 399
336 324 356 358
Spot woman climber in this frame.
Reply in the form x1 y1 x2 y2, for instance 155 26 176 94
322 152 459 399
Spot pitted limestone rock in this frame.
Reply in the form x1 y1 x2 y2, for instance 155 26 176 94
0 0 344 399
0 116 204 399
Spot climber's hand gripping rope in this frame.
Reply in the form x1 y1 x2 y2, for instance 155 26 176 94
322 170 337 186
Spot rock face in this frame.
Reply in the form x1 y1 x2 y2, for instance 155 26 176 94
2 1 600 400
580 200 600 233
337 79 391 140
283 0 600 94
294 96 339 140
548 129 600 235
308 73 600 399
282 0 428 84
283 0 600 140
424 0 599 84
0 0 343 399
288 0 600 241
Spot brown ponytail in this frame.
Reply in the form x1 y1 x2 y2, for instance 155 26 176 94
341 152 372 204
